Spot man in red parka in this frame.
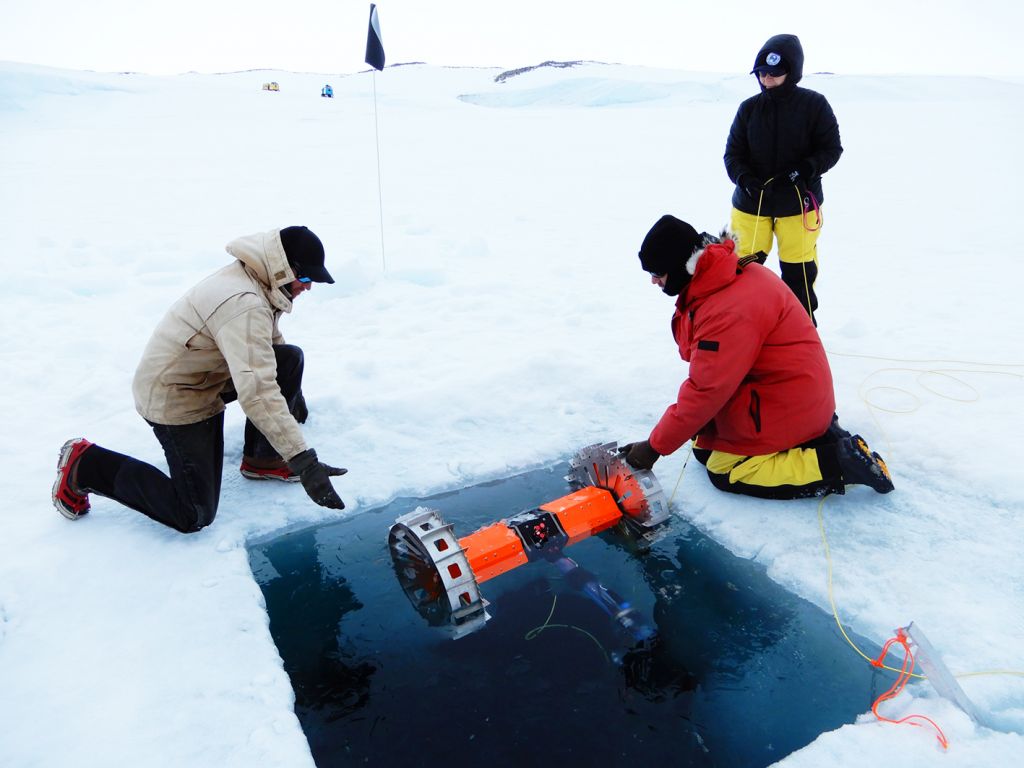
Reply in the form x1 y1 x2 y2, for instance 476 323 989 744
621 215 892 498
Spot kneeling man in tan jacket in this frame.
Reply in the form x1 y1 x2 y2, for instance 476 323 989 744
52 226 346 533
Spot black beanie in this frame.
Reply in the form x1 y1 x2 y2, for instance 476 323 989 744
280 226 334 284
638 215 702 296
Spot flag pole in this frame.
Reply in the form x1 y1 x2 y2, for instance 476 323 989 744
371 72 385 271
365 3 387 271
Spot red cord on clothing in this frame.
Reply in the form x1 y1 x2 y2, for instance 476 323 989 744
801 189 823 232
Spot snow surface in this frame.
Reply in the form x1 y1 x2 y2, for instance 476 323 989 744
1 60 1023 766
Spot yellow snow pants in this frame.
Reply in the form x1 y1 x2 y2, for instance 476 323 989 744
693 438 840 499
730 206 821 321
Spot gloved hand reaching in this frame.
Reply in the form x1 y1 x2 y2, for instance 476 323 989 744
617 440 660 471
287 448 347 509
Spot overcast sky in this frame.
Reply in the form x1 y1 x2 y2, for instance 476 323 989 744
2 0 1021 77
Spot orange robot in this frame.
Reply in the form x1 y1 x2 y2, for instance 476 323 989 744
388 443 669 637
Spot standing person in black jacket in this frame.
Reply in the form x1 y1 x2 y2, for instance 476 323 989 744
724 33 842 324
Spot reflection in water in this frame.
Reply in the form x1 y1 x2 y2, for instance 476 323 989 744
249 464 882 768
635 537 790 680
254 529 376 730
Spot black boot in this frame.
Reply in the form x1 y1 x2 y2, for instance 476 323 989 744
826 414 852 441
837 435 894 493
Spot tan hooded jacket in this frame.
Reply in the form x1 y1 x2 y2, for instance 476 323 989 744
132 229 308 460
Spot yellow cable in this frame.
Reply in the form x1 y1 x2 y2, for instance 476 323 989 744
695 194 1021 682
829 353 1024 460
956 669 1024 678
795 185 816 321
668 441 693 507
817 494 1024 681
748 185 767 256
525 593 610 663
816 495 924 677
654 302 1023 683
829 350 1024 368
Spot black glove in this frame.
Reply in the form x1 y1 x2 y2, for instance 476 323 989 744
784 160 814 187
618 440 660 471
287 449 347 509
292 389 309 424
738 173 764 199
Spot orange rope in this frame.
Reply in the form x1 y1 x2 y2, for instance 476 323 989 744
870 628 949 749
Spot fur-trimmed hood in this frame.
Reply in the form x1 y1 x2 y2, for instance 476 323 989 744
680 230 744 307
684 229 734 275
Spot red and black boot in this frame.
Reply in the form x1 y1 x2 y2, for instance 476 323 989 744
52 438 93 519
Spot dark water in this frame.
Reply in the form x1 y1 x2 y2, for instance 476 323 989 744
248 464 885 767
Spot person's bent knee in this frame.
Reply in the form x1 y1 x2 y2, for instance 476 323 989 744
274 343 304 371
706 468 746 494
172 505 217 534
175 519 213 534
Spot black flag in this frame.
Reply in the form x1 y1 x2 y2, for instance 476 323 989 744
365 4 385 71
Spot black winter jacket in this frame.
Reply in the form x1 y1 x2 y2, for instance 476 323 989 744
725 34 843 218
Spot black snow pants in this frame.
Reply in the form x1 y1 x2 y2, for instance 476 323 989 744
75 344 305 533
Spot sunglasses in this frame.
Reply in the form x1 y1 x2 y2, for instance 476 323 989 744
297 276 312 284
290 262 313 283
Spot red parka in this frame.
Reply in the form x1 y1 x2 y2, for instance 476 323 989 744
648 239 835 457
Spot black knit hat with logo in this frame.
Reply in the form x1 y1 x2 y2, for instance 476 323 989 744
638 215 703 296
280 226 334 284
